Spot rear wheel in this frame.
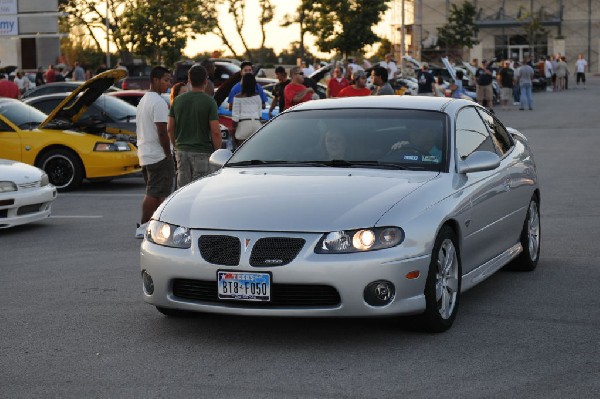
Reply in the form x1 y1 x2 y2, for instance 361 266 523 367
507 197 540 271
419 226 461 333
37 149 83 191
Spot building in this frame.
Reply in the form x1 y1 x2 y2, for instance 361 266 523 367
0 0 61 71
390 0 599 72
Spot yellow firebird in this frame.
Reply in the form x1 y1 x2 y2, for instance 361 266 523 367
0 69 140 191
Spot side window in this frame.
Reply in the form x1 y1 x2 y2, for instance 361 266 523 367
455 107 497 160
0 119 14 131
477 108 513 156
36 100 59 115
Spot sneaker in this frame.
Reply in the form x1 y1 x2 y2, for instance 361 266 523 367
513 102 520 106
135 222 148 239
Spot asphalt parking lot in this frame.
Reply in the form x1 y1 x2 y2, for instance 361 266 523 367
1 78 599 398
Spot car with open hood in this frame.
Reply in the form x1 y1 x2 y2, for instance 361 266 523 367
139 95 541 333
0 69 140 191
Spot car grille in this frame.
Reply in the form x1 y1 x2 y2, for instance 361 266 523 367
18 181 40 190
198 235 306 267
250 238 305 267
172 279 341 307
199 235 241 266
17 204 42 215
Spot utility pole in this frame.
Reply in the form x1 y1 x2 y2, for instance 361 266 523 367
401 0 405 75
106 0 111 68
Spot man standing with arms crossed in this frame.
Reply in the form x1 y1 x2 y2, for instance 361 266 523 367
135 66 175 238
168 65 221 189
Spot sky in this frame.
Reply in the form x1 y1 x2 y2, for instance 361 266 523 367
183 0 393 60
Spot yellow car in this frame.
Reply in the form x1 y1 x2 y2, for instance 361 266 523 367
0 69 140 191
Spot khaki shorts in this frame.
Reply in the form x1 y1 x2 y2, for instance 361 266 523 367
501 87 513 101
175 151 212 188
235 119 262 140
476 84 493 103
142 156 175 198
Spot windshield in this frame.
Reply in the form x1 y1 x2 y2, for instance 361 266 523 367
228 108 448 171
0 100 47 128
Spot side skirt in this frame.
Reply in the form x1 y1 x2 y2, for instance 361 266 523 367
461 243 522 292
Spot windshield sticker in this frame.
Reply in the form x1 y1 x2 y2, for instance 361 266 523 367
422 155 440 163
403 155 419 161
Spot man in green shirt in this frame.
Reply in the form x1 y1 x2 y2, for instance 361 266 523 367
168 65 222 188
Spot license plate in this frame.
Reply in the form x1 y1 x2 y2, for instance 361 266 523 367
217 271 271 301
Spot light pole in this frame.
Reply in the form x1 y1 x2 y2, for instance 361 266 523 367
106 0 110 68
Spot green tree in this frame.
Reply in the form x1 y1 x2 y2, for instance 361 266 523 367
437 1 479 50
280 0 311 61
120 0 217 66
303 0 390 60
373 38 393 60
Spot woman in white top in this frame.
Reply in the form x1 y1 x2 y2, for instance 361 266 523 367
14 71 31 94
232 73 262 147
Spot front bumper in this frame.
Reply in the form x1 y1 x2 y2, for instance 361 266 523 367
0 184 57 228
140 229 430 317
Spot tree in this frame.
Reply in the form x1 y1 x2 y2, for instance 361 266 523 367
258 0 275 52
303 0 390 60
280 0 311 61
518 8 549 59
373 38 393 60
436 1 479 50
120 0 217 66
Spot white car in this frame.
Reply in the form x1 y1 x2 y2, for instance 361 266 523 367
0 159 57 228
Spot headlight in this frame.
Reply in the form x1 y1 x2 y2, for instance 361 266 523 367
315 227 404 254
94 141 131 152
0 181 18 193
147 220 191 249
40 173 50 187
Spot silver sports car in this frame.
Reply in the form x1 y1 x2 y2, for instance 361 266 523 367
140 96 540 332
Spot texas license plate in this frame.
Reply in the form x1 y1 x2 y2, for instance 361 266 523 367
217 271 271 301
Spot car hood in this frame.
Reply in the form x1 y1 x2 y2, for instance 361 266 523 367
159 168 438 232
0 158 45 183
38 69 127 129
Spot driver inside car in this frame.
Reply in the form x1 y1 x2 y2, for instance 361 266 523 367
390 126 442 163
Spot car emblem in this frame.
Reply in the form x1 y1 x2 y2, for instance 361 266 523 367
244 239 251 252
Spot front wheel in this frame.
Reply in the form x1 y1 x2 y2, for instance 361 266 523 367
418 226 461 333
37 149 84 191
507 197 540 271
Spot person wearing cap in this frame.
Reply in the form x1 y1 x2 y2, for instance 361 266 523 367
417 63 434 96
269 66 290 118
337 70 371 97
284 66 314 110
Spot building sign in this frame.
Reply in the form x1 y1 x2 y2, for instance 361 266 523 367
0 0 17 15
0 15 17 35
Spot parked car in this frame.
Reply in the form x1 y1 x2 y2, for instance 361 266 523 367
174 61 241 88
25 92 138 138
139 96 541 333
108 89 148 107
21 81 121 99
118 76 151 90
0 69 140 191
0 159 57 228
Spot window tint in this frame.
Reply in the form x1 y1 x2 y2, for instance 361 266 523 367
477 108 513 155
0 119 14 131
455 107 496 160
35 99 60 115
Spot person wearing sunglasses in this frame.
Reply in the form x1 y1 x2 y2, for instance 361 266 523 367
283 66 315 110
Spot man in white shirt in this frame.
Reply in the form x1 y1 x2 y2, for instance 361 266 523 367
135 66 175 238
379 53 398 80
575 53 588 89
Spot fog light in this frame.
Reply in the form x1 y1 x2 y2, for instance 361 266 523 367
364 280 395 306
142 270 154 295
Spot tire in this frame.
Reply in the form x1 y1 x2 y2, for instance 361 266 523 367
419 226 461 333
37 149 84 191
507 197 541 271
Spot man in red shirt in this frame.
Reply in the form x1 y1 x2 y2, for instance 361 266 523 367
0 74 20 99
338 70 371 97
45 65 56 84
284 66 314 110
326 66 349 98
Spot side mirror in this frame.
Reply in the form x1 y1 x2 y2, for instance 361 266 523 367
457 151 500 174
209 149 233 169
